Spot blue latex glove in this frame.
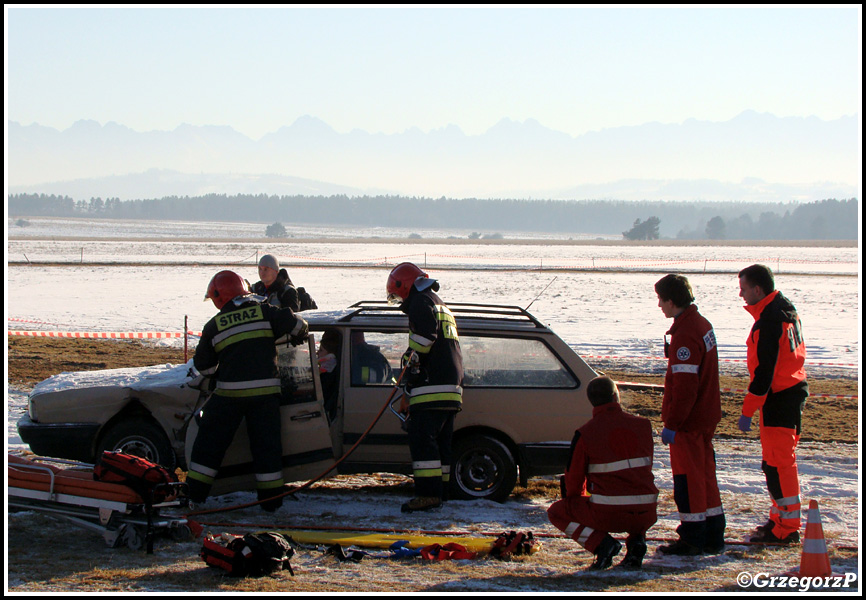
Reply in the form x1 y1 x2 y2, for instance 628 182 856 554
738 415 753 432
661 427 676 445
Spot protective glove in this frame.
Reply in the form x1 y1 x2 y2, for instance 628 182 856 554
401 349 420 370
290 319 309 346
738 415 753 432
661 427 677 445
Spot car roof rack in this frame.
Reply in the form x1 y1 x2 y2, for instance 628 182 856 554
343 301 547 329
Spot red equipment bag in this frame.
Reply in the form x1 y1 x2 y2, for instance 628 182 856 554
420 542 478 561
202 534 246 575
93 451 180 504
489 531 539 559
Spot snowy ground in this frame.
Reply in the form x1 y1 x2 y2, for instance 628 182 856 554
6 220 861 591
6 436 860 593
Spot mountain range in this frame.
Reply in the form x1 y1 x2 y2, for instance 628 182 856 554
7 111 859 202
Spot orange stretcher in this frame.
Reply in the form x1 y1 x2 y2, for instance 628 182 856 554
8 454 191 553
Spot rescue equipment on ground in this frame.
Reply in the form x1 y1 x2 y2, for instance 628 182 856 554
94 451 183 505
490 531 540 559
8 454 191 553
201 531 295 577
420 542 478 560
269 527 539 558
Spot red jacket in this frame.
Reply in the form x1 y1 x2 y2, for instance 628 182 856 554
563 403 658 510
662 304 721 434
742 290 808 417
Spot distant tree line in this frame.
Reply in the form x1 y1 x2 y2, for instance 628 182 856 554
623 217 661 240
6 194 859 240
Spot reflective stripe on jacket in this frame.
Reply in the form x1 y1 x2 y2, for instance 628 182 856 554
563 403 659 511
401 288 463 411
661 304 721 434
194 297 303 398
742 290 808 417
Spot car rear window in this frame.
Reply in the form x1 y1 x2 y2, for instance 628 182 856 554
461 336 577 388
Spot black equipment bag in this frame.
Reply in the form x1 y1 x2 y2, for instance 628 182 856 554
201 532 295 577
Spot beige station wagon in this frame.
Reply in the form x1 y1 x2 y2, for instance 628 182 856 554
19 302 597 502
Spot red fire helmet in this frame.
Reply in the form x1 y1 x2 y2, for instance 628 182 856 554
386 262 428 303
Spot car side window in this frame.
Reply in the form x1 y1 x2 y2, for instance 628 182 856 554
462 336 577 388
348 331 400 386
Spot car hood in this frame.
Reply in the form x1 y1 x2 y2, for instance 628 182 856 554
30 361 200 398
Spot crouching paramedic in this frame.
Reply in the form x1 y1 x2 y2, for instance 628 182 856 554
387 262 463 514
547 376 658 570
187 270 308 512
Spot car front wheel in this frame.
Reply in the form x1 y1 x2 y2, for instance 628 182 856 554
97 419 176 470
450 434 517 503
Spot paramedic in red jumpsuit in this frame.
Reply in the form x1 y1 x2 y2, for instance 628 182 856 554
655 274 726 555
738 264 808 545
547 376 658 570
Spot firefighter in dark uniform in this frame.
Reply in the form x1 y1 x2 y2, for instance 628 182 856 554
187 270 308 512
738 264 808 544
387 262 463 513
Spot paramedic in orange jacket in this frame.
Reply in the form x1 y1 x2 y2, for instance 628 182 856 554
738 264 808 544
655 274 726 556
547 376 658 570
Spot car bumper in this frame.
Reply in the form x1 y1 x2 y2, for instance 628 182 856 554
17 414 101 462
518 441 570 479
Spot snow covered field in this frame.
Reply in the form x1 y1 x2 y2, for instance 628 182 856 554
5 218 861 591
6 439 860 592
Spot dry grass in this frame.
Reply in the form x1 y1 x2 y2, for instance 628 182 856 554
8 507 858 593
7 337 860 592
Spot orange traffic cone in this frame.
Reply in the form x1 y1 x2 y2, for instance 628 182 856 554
788 499 844 579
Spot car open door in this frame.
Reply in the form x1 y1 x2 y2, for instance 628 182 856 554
185 335 335 496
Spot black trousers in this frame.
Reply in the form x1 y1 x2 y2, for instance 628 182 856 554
187 392 283 502
406 409 456 499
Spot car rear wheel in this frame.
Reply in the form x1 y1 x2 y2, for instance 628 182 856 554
97 419 176 470
450 434 517 503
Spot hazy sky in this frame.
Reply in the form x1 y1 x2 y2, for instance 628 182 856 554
5 5 861 141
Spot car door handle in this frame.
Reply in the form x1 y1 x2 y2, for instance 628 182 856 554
291 411 322 422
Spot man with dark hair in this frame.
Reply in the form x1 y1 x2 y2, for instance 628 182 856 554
738 264 808 545
654 274 726 555
547 376 658 570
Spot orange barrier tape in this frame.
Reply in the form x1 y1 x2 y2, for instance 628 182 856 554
8 330 202 339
